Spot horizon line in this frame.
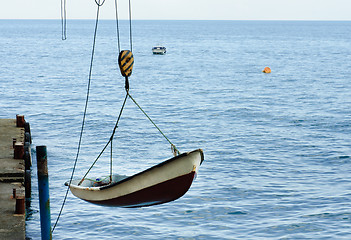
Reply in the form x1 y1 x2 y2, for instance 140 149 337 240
1 18 351 21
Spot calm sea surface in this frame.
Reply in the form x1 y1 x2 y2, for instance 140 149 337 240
1 20 351 239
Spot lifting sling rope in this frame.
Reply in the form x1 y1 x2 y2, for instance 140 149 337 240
54 0 179 232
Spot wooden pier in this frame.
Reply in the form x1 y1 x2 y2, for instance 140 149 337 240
0 115 32 240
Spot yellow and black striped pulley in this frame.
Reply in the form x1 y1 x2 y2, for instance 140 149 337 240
118 50 134 77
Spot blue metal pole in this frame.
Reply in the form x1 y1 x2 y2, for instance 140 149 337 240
36 146 52 240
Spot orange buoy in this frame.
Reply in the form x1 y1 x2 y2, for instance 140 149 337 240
262 67 271 73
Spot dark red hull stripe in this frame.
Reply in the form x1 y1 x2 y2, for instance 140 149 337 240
86 171 196 208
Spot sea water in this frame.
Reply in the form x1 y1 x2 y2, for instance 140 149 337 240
1 20 351 239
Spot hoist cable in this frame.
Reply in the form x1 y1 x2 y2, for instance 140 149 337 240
128 0 133 51
78 92 129 185
52 0 103 232
78 85 181 184
114 0 132 51
61 0 67 40
114 0 121 53
127 92 180 155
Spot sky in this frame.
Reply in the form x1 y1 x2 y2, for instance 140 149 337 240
1 0 351 20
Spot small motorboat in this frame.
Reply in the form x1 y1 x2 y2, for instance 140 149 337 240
152 46 166 55
68 149 204 208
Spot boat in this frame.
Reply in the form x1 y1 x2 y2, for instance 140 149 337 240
68 149 204 207
152 46 166 55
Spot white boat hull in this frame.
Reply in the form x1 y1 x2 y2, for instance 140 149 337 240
69 149 204 207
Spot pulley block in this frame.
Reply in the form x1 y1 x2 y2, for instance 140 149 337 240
118 50 134 77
